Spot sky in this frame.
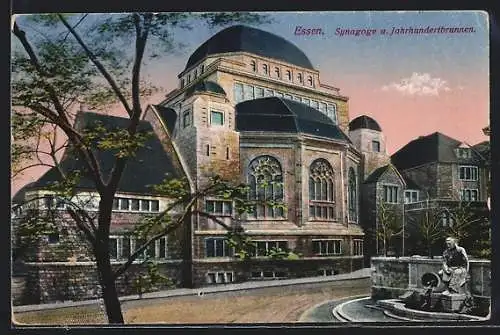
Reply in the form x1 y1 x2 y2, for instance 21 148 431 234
11 11 490 195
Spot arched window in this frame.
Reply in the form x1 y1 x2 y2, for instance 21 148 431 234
194 69 198 78
262 64 268 75
274 67 281 78
247 155 284 219
285 70 292 81
309 159 335 220
297 73 303 83
250 60 257 72
348 167 357 221
200 64 205 73
307 75 313 86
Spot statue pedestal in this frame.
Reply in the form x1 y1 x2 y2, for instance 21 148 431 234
441 293 467 313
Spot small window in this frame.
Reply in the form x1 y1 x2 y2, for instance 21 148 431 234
193 69 197 78
307 75 313 86
297 73 303 83
140 200 150 212
255 87 264 98
250 60 257 72
112 198 119 210
210 111 224 126
187 74 191 83
404 190 419 204
130 199 140 211
151 200 159 212
48 232 60 244
206 144 210 156
459 166 478 181
285 70 291 81
120 198 130 210
383 185 399 203
274 67 280 78
372 140 381 152
180 79 185 88
109 237 118 259
183 110 192 128
200 64 205 73
262 64 268 75
226 147 230 160
44 195 54 209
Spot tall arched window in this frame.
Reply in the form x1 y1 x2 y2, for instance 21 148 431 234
297 73 303 83
274 67 281 78
348 167 357 221
247 155 284 219
309 159 335 220
285 70 292 81
307 75 313 86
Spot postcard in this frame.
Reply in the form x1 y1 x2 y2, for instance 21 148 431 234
11 11 491 326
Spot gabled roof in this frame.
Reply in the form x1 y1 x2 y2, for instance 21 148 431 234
184 25 314 71
154 105 177 135
349 115 382 132
25 112 183 195
364 165 389 184
391 132 462 170
235 97 351 142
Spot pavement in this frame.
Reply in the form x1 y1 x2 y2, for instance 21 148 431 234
13 267 371 313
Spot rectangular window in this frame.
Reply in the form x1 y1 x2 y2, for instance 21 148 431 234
264 89 274 97
353 240 363 256
130 199 140 211
159 237 167 259
109 237 118 260
251 271 286 280
244 84 254 101
327 104 337 123
120 198 130 210
383 185 399 203
251 240 288 257
113 198 119 210
319 102 327 113
311 100 319 110
404 190 419 204
459 166 478 181
255 87 264 98
461 189 479 202
206 200 232 216
210 111 224 126
372 140 381 152
151 200 159 212
302 98 310 106
206 272 234 284
205 238 233 257
140 199 150 211
183 109 192 128
47 232 59 244
312 240 342 255
234 83 244 103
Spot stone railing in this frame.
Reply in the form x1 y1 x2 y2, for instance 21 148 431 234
371 256 490 300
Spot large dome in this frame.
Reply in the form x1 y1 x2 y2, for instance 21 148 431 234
235 97 350 142
184 25 314 71
349 115 382 132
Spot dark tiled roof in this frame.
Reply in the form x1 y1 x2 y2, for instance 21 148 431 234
12 182 36 203
363 165 389 184
235 97 351 142
27 112 182 195
472 141 490 162
155 105 177 135
185 80 226 96
185 25 314 71
391 132 461 171
349 115 382 132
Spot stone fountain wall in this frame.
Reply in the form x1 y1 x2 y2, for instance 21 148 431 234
371 256 491 302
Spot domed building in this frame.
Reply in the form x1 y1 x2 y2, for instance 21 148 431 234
143 25 365 286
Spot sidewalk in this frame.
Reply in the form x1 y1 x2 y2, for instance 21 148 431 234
13 267 371 313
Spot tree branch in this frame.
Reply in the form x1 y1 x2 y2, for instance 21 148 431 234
57 14 133 117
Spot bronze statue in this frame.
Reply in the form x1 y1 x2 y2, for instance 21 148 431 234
438 237 469 295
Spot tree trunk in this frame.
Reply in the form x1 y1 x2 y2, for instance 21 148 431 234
96 250 125 324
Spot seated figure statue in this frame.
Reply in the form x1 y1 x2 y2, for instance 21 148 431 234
438 237 469 295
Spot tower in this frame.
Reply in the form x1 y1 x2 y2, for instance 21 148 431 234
348 115 390 181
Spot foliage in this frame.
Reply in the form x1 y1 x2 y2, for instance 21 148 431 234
11 12 274 324
406 202 445 258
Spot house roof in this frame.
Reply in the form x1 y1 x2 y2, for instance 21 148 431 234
154 105 177 135
391 132 462 170
349 115 382 132
235 97 351 142
23 112 183 196
184 25 314 71
185 80 226 96
363 165 390 184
